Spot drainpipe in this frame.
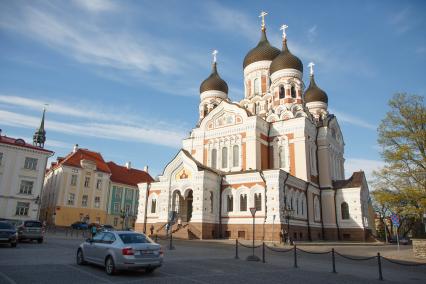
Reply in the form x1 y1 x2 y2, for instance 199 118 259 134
259 171 267 241
282 172 290 233
143 182 151 234
304 182 312 241
218 174 224 238
315 123 325 240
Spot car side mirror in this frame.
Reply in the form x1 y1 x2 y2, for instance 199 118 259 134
86 238 93 244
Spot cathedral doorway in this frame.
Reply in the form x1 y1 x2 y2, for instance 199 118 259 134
172 189 193 223
185 190 193 222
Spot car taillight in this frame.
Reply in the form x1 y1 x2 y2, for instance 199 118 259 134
122 247 134 255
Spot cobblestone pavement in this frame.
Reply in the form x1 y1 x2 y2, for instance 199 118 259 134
0 235 425 284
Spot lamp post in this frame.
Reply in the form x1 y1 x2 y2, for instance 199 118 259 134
282 205 294 245
272 214 276 245
246 207 260 261
120 210 126 230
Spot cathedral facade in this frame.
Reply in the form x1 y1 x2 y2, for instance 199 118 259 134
135 16 375 241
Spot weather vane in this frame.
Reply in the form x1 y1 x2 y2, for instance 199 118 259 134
308 62 315 76
212 49 218 63
43 103 49 111
259 11 267 29
280 24 288 39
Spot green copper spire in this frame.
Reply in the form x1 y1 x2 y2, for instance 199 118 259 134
33 108 46 148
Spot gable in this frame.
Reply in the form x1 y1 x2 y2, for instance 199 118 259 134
199 101 249 131
161 150 200 181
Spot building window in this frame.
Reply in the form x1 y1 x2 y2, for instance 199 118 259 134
19 180 33 195
210 191 214 213
71 174 77 186
94 196 100 208
96 179 102 190
255 193 262 211
221 147 228 168
314 196 321 221
232 145 239 167
113 202 120 213
240 194 247 211
227 195 233 212
279 146 287 168
291 86 296 98
296 197 299 215
82 195 88 207
15 202 29 216
211 149 217 168
341 202 350 220
115 188 122 199
279 85 285 99
125 204 131 214
126 189 133 200
113 217 118 226
255 102 261 114
254 78 260 95
68 193 75 205
24 157 37 170
151 199 157 213
84 177 90 188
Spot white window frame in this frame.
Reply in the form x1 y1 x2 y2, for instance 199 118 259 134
68 193 75 205
81 195 88 207
19 180 33 195
71 174 77 186
24 157 37 170
94 196 100 208
84 177 90 188
15 202 30 216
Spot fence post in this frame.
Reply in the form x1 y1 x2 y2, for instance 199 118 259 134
65 228 68 237
169 233 175 250
293 244 298 268
155 234 158 243
235 239 239 259
377 252 383 281
262 242 265 263
332 248 336 273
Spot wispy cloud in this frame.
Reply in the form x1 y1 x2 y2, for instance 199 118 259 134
345 158 385 182
330 108 377 130
73 0 118 13
389 7 419 35
307 25 317 42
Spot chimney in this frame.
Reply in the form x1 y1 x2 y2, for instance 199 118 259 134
73 144 79 153
144 165 149 173
125 161 131 169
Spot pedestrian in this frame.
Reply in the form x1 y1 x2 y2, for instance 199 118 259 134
177 217 182 229
150 224 154 236
90 224 97 238
165 223 170 235
279 228 284 244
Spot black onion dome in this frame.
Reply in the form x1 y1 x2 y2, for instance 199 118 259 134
304 75 328 103
270 39 303 74
243 28 280 69
200 62 229 94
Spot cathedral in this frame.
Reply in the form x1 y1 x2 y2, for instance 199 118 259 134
135 13 375 241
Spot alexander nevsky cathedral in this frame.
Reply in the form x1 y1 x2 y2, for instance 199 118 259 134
135 13 375 241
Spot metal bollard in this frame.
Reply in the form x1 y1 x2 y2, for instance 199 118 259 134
377 252 383 281
169 233 175 250
235 239 239 259
332 248 336 273
262 242 265 263
293 244 298 268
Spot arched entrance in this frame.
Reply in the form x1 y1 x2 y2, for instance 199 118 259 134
171 189 193 223
186 190 193 222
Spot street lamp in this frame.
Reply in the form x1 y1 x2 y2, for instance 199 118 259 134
120 210 126 230
246 207 260 261
272 214 276 245
282 204 294 245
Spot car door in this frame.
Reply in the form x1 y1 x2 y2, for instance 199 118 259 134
84 232 105 262
92 232 116 265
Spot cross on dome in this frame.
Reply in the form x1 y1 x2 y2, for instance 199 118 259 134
259 11 268 29
212 50 218 63
280 24 288 39
308 62 315 76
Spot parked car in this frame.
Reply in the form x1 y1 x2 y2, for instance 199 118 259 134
17 220 44 243
0 221 17 247
99 224 114 232
76 231 163 275
71 221 89 230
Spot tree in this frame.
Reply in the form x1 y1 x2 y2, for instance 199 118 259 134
373 93 426 237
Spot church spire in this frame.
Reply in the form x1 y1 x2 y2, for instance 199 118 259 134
33 107 46 148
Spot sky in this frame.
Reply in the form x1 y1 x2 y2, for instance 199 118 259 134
0 0 425 181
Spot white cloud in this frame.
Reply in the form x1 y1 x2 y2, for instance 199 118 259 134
308 25 317 42
73 0 118 13
0 110 185 148
330 108 377 130
345 158 385 182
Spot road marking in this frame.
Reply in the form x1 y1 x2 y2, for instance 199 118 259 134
66 264 114 283
0 271 17 284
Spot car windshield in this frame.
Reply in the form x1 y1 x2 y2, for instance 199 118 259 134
119 233 152 244
0 222 14 229
24 221 42 227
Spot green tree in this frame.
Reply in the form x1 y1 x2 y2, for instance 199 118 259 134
373 93 426 237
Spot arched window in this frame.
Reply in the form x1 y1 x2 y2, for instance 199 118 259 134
279 85 285 99
203 105 208 117
341 202 350 220
314 196 321 221
296 197 299 215
222 147 228 168
227 195 233 212
255 193 262 211
211 149 217 168
240 194 247 211
279 146 286 168
290 196 294 210
254 78 260 95
232 145 239 167
210 191 214 213
301 197 304 216
151 199 156 213
255 102 261 114
291 86 296 98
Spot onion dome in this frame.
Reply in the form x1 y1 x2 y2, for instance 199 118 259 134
304 74 328 104
199 62 228 94
243 28 280 69
270 38 303 74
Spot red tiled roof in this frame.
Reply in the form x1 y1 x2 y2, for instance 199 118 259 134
107 161 153 187
48 148 111 174
0 135 53 154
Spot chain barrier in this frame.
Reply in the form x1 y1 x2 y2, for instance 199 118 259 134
264 244 293 253
382 257 426 267
296 247 331 255
237 240 263 249
334 251 377 261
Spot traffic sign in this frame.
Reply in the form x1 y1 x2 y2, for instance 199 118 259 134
390 214 400 227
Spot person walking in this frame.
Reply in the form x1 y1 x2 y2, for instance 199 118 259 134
150 224 154 236
90 224 97 238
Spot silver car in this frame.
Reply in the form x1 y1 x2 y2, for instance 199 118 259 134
76 231 163 275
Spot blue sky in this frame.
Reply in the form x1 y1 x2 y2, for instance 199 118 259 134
0 0 425 180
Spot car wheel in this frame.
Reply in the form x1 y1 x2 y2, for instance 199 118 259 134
145 267 156 274
76 249 86 265
11 242 17 248
37 239 43 244
105 256 116 275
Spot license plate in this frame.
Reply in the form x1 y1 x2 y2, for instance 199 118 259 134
141 250 154 255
